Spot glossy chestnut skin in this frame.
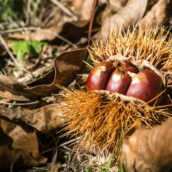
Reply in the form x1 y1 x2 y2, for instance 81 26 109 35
86 61 114 91
125 65 139 73
106 68 131 94
126 69 163 105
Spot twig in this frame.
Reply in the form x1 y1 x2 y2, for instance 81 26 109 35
10 162 13 172
51 0 77 21
88 0 99 46
0 100 39 106
41 137 81 154
0 35 35 77
26 0 31 25
0 27 77 48
0 35 20 66
38 28 77 48
80 0 99 73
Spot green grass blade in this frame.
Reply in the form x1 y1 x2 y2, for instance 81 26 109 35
105 155 113 172
82 165 86 172
119 122 124 172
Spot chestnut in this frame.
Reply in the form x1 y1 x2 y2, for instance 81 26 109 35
126 69 163 105
86 61 114 91
125 65 139 73
106 68 131 95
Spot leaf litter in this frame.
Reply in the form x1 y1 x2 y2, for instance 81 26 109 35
122 119 172 172
0 117 47 171
0 0 172 171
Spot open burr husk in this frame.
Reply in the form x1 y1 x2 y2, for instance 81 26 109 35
57 27 172 155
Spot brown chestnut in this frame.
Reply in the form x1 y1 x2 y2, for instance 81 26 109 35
86 61 114 91
126 69 163 105
106 68 131 95
125 65 139 73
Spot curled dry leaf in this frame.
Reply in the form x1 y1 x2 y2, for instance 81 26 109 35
100 0 148 42
122 119 172 172
0 48 87 100
138 0 172 28
26 48 87 97
0 117 47 170
0 104 63 133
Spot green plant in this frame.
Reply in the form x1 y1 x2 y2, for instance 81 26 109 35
87 57 94 67
83 165 93 172
0 0 25 22
9 40 48 61
118 122 124 172
0 0 45 28
83 154 113 172
83 122 125 172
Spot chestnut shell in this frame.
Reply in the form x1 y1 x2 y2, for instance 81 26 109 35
86 61 114 91
126 69 163 105
106 69 131 94
125 65 139 73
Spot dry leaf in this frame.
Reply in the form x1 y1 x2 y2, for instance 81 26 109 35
138 0 172 28
72 0 94 20
81 0 95 20
9 22 64 42
100 0 148 42
0 104 63 133
26 48 87 97
109 0 128 10
9 21 89 45
0 74 37 101
0 48 87 100
0 45 7 56
0 117 47 170
72 0 84 11
122 119 172 172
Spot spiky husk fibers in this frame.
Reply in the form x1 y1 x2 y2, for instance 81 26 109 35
58 27 172 154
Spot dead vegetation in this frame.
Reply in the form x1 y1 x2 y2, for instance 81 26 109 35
0 0 172 172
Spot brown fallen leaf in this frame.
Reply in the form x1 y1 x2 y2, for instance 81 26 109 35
81 0 95 20
138 0 172 28
122 119 172 172
0 44 7 56
109 0 128 11
9 22 64 42
0 117 47 170
26 48 87 97
100 0 148 42
0 48 87 100
72 0 84 11
8 21 90 45
0 74 37 101
72 0 95 20
0 104 63 133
